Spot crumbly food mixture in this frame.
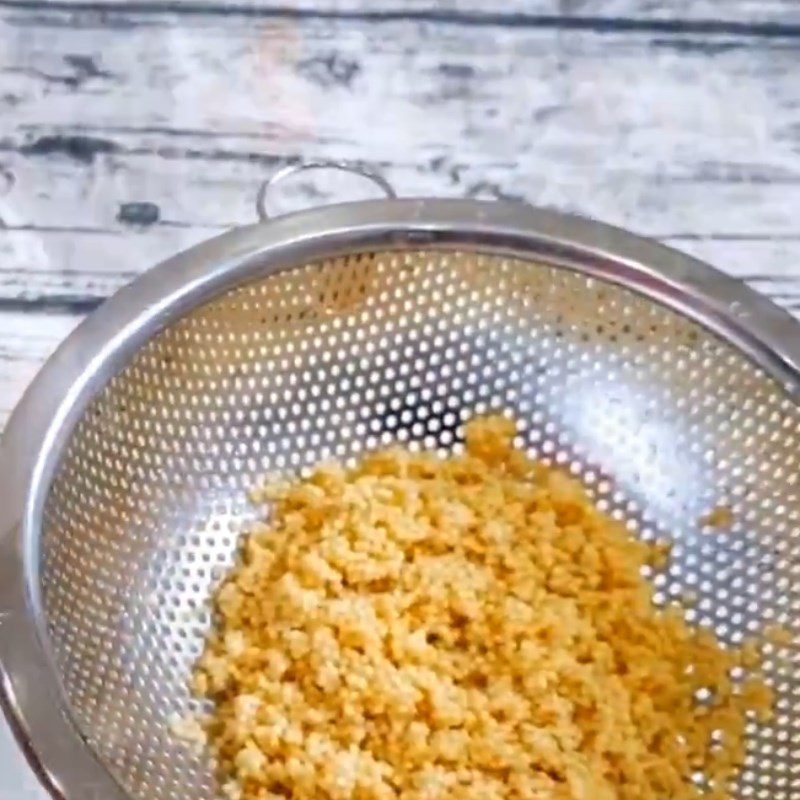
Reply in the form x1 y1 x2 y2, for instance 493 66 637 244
190 416 773 800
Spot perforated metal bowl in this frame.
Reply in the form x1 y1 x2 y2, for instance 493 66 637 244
1 179 800 800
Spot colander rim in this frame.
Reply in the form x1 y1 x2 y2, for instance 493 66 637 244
1 197 799 800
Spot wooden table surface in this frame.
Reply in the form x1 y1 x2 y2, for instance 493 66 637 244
2 0 800 796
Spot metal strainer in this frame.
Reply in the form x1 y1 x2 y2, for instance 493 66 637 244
1 165 799 800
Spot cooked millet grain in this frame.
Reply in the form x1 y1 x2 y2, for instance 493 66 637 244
191 415 773 800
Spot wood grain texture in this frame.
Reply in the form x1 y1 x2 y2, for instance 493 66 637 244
2 8 800 309
0 311 80 422
2 1 798 27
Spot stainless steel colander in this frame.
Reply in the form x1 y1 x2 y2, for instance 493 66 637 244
1 165 799 800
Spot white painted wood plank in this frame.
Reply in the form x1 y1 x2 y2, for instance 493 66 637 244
2 12 800 303
662 238 800 286
0 311 81 421
585 1 800 23
5 141 800 241
16 1 800 26
0 720 47 800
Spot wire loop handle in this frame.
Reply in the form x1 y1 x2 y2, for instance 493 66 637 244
256 160 397 221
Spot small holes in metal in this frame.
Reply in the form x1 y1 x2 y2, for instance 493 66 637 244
40 250 800 800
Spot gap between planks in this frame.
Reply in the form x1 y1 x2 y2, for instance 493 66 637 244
0 0 799 32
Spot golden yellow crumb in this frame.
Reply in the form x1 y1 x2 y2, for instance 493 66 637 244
738 639 762 670
188 416 772 800
699 505 734 530
168 712 207 753
764 623 793 647
649 539 672 570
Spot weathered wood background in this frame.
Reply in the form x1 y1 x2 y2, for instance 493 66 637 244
1 1 800 794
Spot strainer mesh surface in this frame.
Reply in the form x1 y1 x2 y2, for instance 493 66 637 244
40 251 800 799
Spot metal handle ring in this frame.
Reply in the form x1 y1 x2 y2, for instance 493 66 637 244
256 160 397 222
